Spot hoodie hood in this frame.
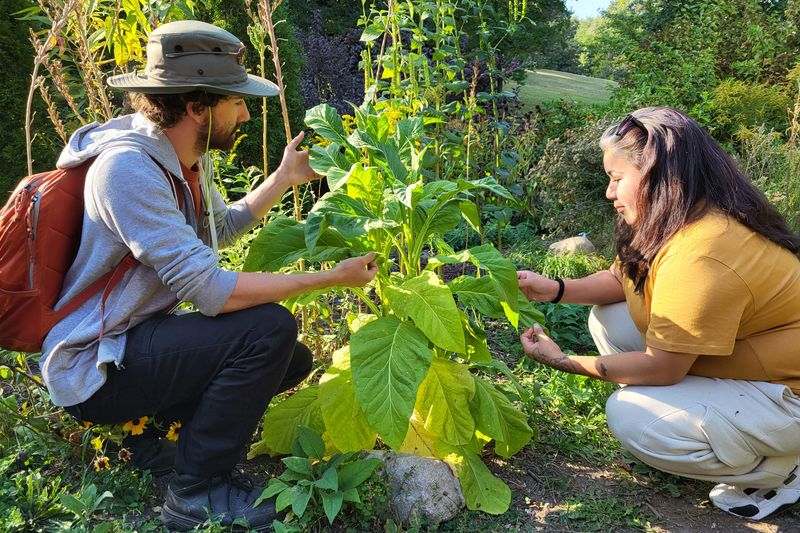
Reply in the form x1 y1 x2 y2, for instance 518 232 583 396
57 113 184 179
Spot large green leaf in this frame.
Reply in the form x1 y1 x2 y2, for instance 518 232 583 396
396 117 425 152
245 216 349 272
244 217 305 272
470 377 533 458
459 200 481 234
419 202 462 242
248 386 324 458
449 275 504 318
351 317 433 448
458 177 515 202
309 143 353 191
429 245 519 328
308 191 380 241
440 445 511 514
305 104 350 147
414 358 475 445
461 313 492 363
318 347 377 452
518 293 546 329
470 245 519 325
384 271 465 354
346 164 384 214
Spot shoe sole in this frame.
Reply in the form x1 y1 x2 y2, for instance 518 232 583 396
720 494 800 521
161 504 273 532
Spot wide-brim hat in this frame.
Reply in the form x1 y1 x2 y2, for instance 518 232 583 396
107 20 279 98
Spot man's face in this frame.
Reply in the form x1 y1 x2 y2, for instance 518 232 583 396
196 96 250 152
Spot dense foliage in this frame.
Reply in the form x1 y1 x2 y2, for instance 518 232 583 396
0 0 61 195
245 102 543 514
5 0 800 529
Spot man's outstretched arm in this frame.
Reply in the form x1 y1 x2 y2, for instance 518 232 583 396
220 253 378 314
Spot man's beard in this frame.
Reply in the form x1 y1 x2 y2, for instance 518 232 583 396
196 120 240 153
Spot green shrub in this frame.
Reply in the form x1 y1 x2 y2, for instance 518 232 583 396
524 118 617 254
697 79 790 143
735 126 800 232
539 252 611 279
0 0 61 202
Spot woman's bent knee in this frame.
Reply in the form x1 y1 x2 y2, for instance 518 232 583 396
589 302 644 354
605 388 641 446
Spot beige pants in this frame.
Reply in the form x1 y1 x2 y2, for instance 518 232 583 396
589 302 800 487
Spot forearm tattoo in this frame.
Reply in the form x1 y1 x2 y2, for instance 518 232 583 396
545 354 589 377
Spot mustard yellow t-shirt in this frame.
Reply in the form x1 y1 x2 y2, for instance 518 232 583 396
619 211 800 393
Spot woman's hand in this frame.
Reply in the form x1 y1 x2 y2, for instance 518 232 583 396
517 270 560 302
521 324 566 364
331 253 379 287
277 131 321 187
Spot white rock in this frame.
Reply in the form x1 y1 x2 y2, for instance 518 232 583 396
368 451 464 524
548 235 596 254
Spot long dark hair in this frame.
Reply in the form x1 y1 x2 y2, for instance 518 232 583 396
600 107 800 293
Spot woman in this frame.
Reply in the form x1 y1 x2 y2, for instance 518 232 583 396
517 107 800 521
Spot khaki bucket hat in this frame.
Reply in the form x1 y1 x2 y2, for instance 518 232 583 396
107 20 279 97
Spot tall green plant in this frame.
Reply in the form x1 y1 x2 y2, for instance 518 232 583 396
245 103 544 515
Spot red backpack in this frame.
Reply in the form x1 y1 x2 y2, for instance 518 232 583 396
0 160 140 353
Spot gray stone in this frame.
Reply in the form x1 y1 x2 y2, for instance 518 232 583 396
368 451 464 525
548 235 596 254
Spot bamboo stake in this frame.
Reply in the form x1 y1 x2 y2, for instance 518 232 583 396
245 0 270 180
25 0 79 176
259 0 301 222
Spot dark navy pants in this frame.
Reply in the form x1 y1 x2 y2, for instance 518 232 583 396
65 303 312 476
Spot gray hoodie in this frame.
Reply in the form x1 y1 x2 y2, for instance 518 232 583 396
41 113 255 407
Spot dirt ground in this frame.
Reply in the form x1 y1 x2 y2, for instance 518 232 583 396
483 444 800 532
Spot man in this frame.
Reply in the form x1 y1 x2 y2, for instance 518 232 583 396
41 20 377 530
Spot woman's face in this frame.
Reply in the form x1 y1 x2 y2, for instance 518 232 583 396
603 149 645 225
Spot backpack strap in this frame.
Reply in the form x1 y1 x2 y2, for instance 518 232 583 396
52 154 181 334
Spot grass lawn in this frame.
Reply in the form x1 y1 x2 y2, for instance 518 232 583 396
507 68 619 108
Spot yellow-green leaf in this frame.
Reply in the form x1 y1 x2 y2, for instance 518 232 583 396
248 386 325 458
351 317 433 448
461 313 492 363
385 271 466 353
319 347 377 452
440 444 511 514
470 377 533 458
414 358 475 445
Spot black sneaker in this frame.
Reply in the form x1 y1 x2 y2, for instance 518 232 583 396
123 435 176 476
161 471 279 531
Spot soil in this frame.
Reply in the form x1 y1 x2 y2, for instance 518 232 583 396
477 444 800 532
134 442 800 532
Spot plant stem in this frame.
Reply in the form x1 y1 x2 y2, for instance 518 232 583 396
351 287 381 316
261 0 301 222
25 0 78 176
261 53 269 178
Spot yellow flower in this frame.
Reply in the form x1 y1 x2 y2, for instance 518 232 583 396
91 436 104 451
122 416 149 436
166 421 182 442
93 455 110 471
384 107 404 130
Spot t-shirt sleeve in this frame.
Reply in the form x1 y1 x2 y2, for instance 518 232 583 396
647 254 752 355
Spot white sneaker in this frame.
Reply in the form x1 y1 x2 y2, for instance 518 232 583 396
709 465 800 521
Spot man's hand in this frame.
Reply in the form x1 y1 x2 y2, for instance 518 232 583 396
277 131 321 187
331 253 379 287
520 324 565 363
517 270 560 302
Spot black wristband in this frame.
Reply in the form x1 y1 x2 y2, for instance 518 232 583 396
550 277 565 303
